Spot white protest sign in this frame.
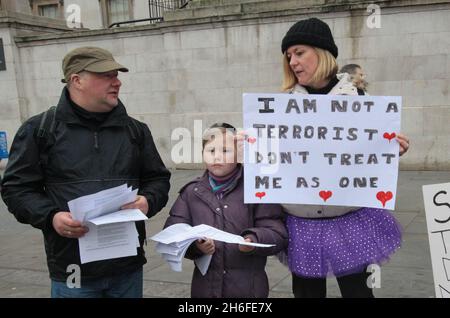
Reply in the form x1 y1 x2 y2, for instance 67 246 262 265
422 183 450 298
243 93 401 209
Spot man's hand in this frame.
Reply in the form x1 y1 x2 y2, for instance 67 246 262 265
397 133 410 156
196 238 215 255
239 237 255 253
121 195 149 215
52 212 89 238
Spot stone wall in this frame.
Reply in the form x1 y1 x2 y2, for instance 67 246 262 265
0 27 23 150
0 9 69 164
1 0 449 170
64 0 151 29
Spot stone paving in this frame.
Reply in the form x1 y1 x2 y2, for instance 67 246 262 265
1 170 448 298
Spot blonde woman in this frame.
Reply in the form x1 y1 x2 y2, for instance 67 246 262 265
278 17 410 298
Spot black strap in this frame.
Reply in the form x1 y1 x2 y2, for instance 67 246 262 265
37 106 57 166
126 119 145 176
127 119 144 148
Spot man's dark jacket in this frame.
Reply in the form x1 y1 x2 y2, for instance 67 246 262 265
1 88 171 281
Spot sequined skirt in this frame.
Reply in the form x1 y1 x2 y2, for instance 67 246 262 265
286 208 402 278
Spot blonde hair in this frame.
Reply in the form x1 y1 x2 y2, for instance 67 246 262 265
282 47 338 91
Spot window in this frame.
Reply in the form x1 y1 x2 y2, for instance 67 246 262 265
108 0 130 24
38 4 58 18
29 0 63 19
100 0 133 27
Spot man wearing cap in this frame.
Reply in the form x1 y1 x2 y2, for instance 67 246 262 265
1 47 171 297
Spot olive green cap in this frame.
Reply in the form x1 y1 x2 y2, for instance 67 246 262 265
61 46 128 83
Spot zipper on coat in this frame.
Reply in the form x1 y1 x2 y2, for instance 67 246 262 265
93 131 99 150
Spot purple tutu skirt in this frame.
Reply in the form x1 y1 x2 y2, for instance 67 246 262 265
286 208 402 278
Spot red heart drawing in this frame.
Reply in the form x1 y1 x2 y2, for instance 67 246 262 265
247 137 257 144
376 191 393 207
319 190 332 202
255 192 266 199
383 132 396 142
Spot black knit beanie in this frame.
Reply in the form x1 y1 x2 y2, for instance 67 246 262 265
281 17 338 58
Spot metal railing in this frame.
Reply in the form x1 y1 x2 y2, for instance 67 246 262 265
149 0 191 21
109 17 163 28
109 0 191 27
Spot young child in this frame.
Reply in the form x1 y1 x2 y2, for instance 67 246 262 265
164 123 288 298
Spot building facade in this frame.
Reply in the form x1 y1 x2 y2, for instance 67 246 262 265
0 0 449 170
26 0 152 29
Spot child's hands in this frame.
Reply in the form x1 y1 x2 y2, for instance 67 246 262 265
196 238 215 255
239 237 255 253
397 133 410 156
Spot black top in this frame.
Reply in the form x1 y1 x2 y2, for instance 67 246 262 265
304 76 365 95
304 76 339 94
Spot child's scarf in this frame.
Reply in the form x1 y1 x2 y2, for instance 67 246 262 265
208 166 240 199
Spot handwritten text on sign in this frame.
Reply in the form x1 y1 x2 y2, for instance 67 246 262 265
243 94 401 209
423 183 450 298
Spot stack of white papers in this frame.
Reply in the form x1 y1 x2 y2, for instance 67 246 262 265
68 184 148 264
151 223 274 275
